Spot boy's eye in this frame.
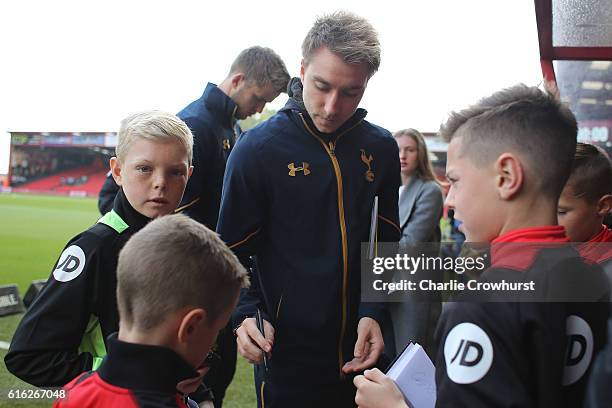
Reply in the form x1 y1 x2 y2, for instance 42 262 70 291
136 166 152 173
171 169 186 176
557 209 568 216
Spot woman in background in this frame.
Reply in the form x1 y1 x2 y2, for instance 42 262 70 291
389 128 444 356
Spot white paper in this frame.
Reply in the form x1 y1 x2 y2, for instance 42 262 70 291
387 343 436 408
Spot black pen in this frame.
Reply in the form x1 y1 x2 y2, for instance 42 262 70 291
255 308 269 373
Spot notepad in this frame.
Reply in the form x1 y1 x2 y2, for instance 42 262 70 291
386 343 436 408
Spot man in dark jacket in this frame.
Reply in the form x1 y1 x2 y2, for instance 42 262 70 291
175 46 289 408
95 47 289 408
217 12 401 407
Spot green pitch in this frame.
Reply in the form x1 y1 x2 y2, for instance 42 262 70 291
0 193 255 407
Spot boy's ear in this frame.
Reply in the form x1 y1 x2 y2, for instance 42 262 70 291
109 157 123 186
188 165 194 179
300 59 306 82
494 153 523 200
177 308 207 344
596 194 612 217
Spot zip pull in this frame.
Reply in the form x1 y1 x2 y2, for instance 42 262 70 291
329 141 336 156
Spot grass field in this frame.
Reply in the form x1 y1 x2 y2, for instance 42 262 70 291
0 193 255 407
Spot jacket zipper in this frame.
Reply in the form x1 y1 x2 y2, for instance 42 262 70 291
298 113 363 378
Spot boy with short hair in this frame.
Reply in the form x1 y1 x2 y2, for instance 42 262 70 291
53 214 249 407
558 143 612 408
354 85 609 407
558 142 612 269
6 110 194 387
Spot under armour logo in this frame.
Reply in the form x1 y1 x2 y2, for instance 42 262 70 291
288 162 311 177
360 149 374 182
222 139 231 150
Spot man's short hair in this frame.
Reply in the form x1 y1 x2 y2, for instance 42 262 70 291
116 110 194 166
302 11 380 77
439 84 578 199
117 214 249 330
566 142 612 203
229 46 290 94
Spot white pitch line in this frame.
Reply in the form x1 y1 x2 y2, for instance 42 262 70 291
0 341 10 350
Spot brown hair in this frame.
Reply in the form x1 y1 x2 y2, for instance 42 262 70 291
229 46 290 94
302 11 380 77
565 142 612 202
394 128 440 185
439 84 577 199
117 214 249 330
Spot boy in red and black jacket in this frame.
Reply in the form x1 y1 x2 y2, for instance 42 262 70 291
557 142 612 408
353 85 609 408
53 214 249 408
558 142 612 272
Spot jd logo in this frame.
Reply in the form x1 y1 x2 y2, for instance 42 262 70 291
563 315 593 386
53 245 86 282
444 322 493 384
360 149 375 182
450 340 483 367
288 162 311 177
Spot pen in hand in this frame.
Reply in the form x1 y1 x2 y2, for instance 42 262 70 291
256 308 269 372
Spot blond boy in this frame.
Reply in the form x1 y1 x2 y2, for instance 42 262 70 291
6 111 193 387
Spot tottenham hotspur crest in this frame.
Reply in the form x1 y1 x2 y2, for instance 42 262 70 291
360 149 375 182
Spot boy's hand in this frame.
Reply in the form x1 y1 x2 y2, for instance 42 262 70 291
354 368 407 408
342 317 384 374
235 317 274 364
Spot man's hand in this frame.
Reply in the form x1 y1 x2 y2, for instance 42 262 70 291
354 368 407 408
342 317 384 374
235 317 274 364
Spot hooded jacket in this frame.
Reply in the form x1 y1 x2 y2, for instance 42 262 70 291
176 82 240 229
217 78 401 383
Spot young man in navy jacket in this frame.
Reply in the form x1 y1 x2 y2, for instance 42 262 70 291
217 11 401 408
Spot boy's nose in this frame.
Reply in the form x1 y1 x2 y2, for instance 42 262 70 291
153 172 166 189
444 188 454 208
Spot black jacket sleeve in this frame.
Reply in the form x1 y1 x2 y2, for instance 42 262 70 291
5 235 100 387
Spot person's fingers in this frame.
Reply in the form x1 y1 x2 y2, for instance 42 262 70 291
353 374 368 388
236 320 265 363
245 318 273 352
363 368 386 383
354 330 366 359
263 319 275 344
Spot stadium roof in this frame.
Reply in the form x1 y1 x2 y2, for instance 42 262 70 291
535 0 612 151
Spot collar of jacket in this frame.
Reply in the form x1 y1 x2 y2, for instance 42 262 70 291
112 188 151 233
203 82 238 129
97 333 199 394
281 77 367 143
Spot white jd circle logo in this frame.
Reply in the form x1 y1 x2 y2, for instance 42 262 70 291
444 322 493 384
563 315 593 386
53 245 86 282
